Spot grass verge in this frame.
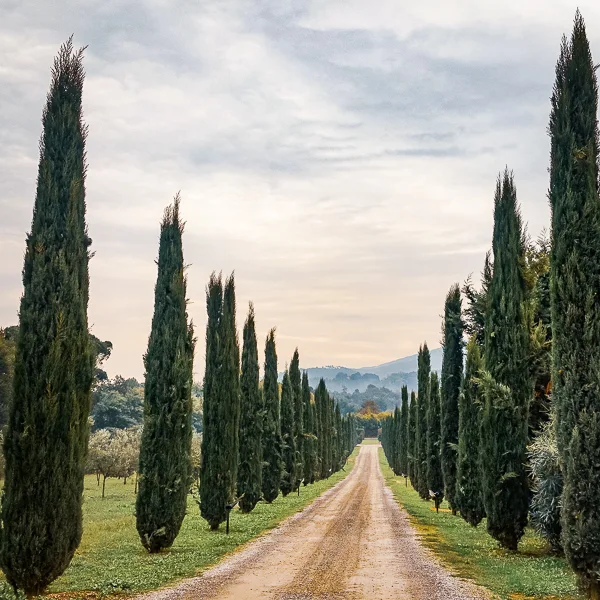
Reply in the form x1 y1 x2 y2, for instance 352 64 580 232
378 448 582 600
1 449 358 598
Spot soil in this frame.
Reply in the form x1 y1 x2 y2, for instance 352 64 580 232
138 444 492 600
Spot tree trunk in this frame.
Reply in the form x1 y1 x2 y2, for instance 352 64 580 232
102 475 107 499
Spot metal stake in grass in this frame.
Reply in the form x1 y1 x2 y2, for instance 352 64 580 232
225 499 239 535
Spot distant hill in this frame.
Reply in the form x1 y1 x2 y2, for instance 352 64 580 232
302 347 443 396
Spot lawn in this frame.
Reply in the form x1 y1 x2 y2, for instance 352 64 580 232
0 449 358 598
379 448 583 600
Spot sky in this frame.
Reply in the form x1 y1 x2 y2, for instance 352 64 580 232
1 1 599 381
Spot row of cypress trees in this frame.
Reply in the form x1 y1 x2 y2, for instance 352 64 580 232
384 11 600 597
0 39 359 595
200 292 359 530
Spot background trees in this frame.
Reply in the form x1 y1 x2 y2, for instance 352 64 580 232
0 39 95 596
136 197 194 553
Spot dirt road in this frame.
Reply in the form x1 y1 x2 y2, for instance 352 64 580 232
142 444 489 600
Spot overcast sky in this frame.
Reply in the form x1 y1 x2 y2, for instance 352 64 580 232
1 1 599 381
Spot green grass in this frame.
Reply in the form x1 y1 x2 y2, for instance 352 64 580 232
0 450 357 598
361 438 380 445
379 448 582 600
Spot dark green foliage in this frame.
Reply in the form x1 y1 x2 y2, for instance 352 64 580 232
237 304 263 513
392 406 401 474
456 336 485 527
408 392 418 488
136 197 194 552
427 372 444 509
399 385 409 475
416 344 431 500
289 349 303 489
0 40 95 595
528 419 563 553
333 403 343 472
481 171 530 551
316 379 330 479
549 12 600 594
302 372 316 485
261 329 282 503
200 274 241 530
441 284 464 513
280 371 296 496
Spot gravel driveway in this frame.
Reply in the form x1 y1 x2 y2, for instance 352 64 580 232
138 444 492 600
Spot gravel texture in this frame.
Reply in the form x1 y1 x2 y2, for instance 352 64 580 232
137 445 493 600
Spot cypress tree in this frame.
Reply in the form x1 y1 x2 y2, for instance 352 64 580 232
289 349 303 489
389 407 399 474
408 392 418 489
333 403 343 471
280 370 296 496
481 170 530 551
416 344 431 500
136 196 194 552
0 40 95 595
400 385 409 475
441 283 464 514
316 379 330 479
262 329 282 503
549 12 600 596
427 372 444 510
456 336 485 527
237 303 263 513
302 372 316 485
200 273 240 530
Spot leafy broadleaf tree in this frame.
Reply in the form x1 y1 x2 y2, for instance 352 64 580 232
280 370 297 496
237 303 263 513
0 39 95 596
427 372 444 511
481 170 531 551
549 12 600 595
289 349 303 489
136 196 195 552
262 329 282 503
456 336 485 527
416 344 431 500
441 284 464 514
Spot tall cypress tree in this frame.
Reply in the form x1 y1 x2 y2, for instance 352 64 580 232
302 372 316 485
200 273 240 530
481 170 530 551
237 303 263 513
456 336 485 527
262 329 282 503
549 12 600 596
441 284 464 514
408 392 418 488
0 39 94 595
416 344 431 500
427 372 444 510
316 379 330 479
333 402 343 472
289 349 303 489
388 407 399 474
399 385 409 475
280 370 296 496
136 196 194 552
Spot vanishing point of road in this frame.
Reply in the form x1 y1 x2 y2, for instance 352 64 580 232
142 444 490 600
